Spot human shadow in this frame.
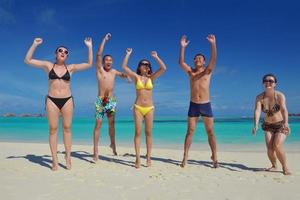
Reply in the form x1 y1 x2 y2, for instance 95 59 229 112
188 159 267 172
122 153 181 166
6 154 66 170
60 151 136 168
121 153 268 172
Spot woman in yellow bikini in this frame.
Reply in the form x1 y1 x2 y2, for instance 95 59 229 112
122 48 166 168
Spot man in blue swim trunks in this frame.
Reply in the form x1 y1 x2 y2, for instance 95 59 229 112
179 34 219 168
93 33 130 161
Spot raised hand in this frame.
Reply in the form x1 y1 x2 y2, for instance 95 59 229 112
150 51 158 58
104 33 111 41
33 38 43 46
126 48 132 55
180 35 190 48
84 37 93 47
207 34 216 44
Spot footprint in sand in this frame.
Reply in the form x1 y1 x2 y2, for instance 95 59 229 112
273 177 284 183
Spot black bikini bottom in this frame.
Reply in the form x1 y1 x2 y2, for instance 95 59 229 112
46 95 73 110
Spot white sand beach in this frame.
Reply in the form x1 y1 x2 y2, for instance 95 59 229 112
1 142 299 200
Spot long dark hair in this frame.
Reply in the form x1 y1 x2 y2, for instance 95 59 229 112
136 59 152 76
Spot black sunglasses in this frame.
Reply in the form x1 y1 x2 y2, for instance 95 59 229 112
57 48 69 55
263 79 275 83
140 62 150 67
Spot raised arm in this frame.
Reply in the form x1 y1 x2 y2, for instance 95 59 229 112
179 35 192 74
279 93 290 134
24 38 52 71
96 33 111 73
115 69 132 83
150 51 166 80
252 96 262 135
204 34 217 75
69 37 93 73
121 48 138 80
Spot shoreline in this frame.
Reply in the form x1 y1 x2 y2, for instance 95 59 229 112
1 141 299 153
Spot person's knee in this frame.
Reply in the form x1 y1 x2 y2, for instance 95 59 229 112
49 127 58 135
145 130 152 137
273 142 281 152
95 121 102 129
108 119 115 126
135 129 142 137
187 127 195 135
206 128 214 136
62 125 71 133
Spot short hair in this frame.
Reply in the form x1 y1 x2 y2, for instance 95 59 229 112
55 46 69 53
194 53 206 61
136 59 152 75
102 54 113 62
262 73 277 83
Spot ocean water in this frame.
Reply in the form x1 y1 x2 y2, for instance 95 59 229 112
1 116 299 148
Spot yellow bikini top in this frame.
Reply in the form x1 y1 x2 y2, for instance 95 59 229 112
135 77 153 90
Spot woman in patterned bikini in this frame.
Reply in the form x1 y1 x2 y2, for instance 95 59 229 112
252 73 291 175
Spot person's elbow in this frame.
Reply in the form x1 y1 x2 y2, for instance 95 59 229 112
24 58 31 65
121 63 127 70
85 61 93 69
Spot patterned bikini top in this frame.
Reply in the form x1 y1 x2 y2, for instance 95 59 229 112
261 92 281 117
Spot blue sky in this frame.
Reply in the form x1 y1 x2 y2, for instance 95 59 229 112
0 0 300 117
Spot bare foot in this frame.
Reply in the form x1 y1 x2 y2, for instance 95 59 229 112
265 165 277 171
211 156 219 168
146 158 152 167
283 168 291 175
65 156 72 170
110 144 118 156
93 153 99 162
51 163 58 171
180 157 187 168
135 158 141 169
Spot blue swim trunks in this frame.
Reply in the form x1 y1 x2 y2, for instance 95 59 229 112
95 96 117 119
188 101 213 118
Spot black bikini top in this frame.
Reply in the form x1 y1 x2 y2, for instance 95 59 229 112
261 92 281 117
48 64 70 81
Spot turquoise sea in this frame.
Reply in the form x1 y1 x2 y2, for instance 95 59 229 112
1 116 299 150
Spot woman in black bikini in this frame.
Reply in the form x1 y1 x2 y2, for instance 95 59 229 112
25 37 93 170
252 74 291 175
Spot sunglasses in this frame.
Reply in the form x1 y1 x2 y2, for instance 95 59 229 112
263 79 275 83
140 62 150 67
57 48 69 55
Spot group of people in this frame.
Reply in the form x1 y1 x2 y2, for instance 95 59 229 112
24 33 291 175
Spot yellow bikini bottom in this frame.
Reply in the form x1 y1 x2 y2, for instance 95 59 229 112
134 104 154 116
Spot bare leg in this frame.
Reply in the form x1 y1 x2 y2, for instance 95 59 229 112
108 115 117 155
273 132 291 175
202 116 218 168
61 98 74 170
133 108 143 168
46 98 60 171
264 131 277 171
181 117 198 167
93 119 102 161
144 109 154 167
